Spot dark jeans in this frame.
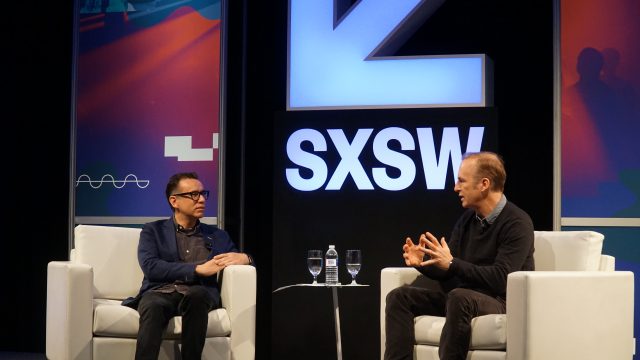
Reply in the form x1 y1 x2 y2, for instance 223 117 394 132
135 285 217 360
384 286 506 360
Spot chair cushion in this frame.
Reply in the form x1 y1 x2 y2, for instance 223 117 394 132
93 299 231 338
414 346 506 360
74 225 144 300
533 231 604 271
414 314 506 350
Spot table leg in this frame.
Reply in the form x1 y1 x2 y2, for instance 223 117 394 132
331 286 342 360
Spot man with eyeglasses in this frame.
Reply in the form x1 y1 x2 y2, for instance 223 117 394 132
384 152 535 360
122 172 252 360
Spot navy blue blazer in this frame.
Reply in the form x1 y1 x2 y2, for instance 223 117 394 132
122 218 238 308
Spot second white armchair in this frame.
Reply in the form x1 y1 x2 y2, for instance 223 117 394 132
380 230 635 360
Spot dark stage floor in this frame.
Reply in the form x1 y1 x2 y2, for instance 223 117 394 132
0 353 45 360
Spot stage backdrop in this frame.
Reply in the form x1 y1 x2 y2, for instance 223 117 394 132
72 0 225 226
272 109 498 359
560 0 640 356
267 1 554 359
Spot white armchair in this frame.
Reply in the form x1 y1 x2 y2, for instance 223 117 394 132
380 231 635 360
46 224 256 360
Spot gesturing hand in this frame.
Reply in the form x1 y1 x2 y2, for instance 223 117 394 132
419 232 453 270
402 236 428 267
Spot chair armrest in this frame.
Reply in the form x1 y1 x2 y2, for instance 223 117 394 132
46 261 94 360
599 254 615 271
380 267 424 360
506 271 635 360
381 267 423 298
220 265 256 360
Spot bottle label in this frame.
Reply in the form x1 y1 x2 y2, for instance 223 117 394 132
326 259 337 266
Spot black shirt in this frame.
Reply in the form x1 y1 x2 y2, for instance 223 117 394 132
153 220 210 294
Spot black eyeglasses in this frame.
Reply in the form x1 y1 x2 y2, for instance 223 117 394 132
172 190 210 201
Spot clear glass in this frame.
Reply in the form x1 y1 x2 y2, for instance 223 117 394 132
345 249 361 285
307 250 323 285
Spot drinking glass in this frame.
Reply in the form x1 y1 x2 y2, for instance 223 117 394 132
345 249 361 285
307 250 323 285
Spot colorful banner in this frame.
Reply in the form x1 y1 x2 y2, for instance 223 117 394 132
561 0 640 217
74 0 223 221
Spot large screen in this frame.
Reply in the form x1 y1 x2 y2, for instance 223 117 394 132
73 0 224 224
559 0 640 354
287 0 491 110
560 0 640 218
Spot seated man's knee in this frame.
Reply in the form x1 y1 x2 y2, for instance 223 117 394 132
386 286 411 309
446 288 477 311
186 285 208 299
137 293 173 325
138 293 163 314
183 286 216 310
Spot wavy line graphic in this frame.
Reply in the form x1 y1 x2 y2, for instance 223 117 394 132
76 174 150 189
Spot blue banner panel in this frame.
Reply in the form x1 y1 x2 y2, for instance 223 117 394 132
561 0 640 217
74 0 222 219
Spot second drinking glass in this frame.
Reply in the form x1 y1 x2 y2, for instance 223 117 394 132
345 249 361 285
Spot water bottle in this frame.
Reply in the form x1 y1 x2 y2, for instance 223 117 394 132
325 245 339 285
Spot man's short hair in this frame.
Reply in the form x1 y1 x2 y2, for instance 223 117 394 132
462 152 506 192
165 172 199 209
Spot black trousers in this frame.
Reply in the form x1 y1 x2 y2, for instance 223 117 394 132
384 286 506 360
135 286 217 360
